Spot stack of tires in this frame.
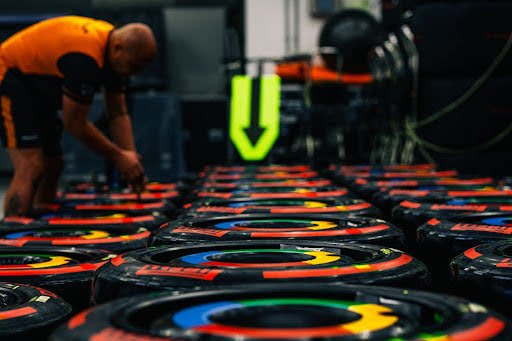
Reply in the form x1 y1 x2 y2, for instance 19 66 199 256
59 179 184 210
410 1 512 175
329 163 458 199
0 178 185 340
2 164 512 340
331 163 512 307
373 177 499 214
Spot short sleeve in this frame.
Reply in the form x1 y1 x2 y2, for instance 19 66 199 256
103 67 129 92
57 52 101 104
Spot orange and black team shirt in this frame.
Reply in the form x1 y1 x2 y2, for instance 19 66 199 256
0 15 127 105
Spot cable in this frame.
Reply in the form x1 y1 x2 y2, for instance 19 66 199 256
403 120 437 163
402 31 512 158
405 118 512 154
411 32 512 129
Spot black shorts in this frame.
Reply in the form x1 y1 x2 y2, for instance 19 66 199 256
0 68 63 157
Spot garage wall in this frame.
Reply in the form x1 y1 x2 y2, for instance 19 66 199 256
164 7 226 95
244 0 380 75
245 0 325 59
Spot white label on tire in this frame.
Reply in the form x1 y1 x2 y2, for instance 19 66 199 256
35 296 50 303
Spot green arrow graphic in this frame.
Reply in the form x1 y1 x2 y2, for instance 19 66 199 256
230 74 281 161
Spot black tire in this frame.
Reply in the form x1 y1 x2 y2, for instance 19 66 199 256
0 224 149 253
200 179 333 189
1 210 168 231
342 178 429 201
391 198 512 240
192 186 352 200
92 241 427 303
410 2 512 77
330 165 443 199
502 177 512 187
417 212 512 290
373 188 439 215
344 178 386 200
41 199 176 218
350 177 495 202
60 190 181 202
203 171 319 182
450 240 512 318
392 200 441 230
373 185 505 214
329 163 436 174
149 214 405 248
179 197 381 218
52 283 512 340
418 213 512 258
201 164 312 174
327 164 437 183
0 282 72 341
64 180 180 194
337 170 458 187
0 246 114 311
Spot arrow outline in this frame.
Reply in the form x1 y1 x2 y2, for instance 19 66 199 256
229 75 281 161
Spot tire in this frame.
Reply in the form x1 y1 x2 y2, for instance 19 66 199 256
329 164 437 195
193 186 352 200
40 199 176 218
92 241 427 303
410 2 512 77
0 282 72 341
64 181 179 194
178 197 381 218
0 246 114 311
450 240 512 318
1 211 168 231
417 212 512 290
60 190 181 202
36 200 176 217
418 213 512 258
373 185 505 215
331 164 436 174
336 170 458 187
350 177 495 202
204 171 319 181
392 199 512 243
502 177 512 187
149 214 405 248
0 224 149 253
417 77 512 149
51 283 512 340
202 165 312 174
342 178 386 200
200 179 333 189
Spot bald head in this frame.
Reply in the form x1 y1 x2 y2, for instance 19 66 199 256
109 23 157 75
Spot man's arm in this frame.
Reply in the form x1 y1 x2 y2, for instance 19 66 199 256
62 94 144 181
103 90 137 151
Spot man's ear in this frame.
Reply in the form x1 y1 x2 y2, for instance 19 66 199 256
112 41 123 52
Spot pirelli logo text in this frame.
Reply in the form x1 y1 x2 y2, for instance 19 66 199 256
451 223 512 235
196 206 241 213
430 204 487 212
135 265 222 281
173 227 229 237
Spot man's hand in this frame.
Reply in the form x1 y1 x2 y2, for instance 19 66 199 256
131 175 146 201
113 150 145 182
